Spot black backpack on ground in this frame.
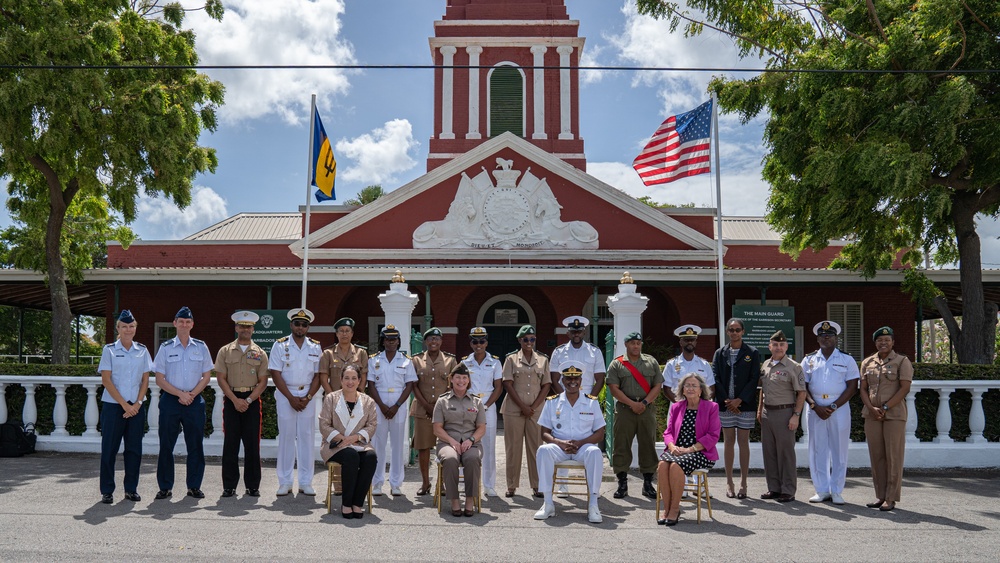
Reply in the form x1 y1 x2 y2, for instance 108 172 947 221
0 422 36 457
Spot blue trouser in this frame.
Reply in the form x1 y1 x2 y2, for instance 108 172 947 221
99 401 145 495
156 393 206 491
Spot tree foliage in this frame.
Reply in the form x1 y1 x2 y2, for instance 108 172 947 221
636 0 1000 363
344 184 385 206
0 0 225 362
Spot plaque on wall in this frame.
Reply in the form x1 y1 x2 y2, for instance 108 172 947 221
494 309 519 324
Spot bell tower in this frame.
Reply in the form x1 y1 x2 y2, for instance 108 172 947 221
427 0 586 171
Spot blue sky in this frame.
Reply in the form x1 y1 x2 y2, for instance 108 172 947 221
3 0 999 264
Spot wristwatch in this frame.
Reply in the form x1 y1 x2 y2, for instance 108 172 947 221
882 403 889 411
792 411 801 416
829 402 839 411
306 393 313 401
640 399 649 406
469 436 477 444
246 397 254 404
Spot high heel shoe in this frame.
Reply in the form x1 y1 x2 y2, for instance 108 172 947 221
725 484 736 498
737 486 747 500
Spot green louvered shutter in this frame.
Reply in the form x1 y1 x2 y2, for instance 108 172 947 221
490 66 523 137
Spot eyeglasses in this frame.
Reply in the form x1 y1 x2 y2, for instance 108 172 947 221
727 328 743 333
522 337 536 343
470 339 487 345
292 321 310 327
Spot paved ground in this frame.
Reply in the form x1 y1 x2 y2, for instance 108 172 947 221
1 440 998 562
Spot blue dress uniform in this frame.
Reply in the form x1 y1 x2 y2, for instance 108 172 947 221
153 310 214 496
98 311 153 501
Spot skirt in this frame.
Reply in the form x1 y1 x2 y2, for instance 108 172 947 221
659 450 715 476
719 409 756 430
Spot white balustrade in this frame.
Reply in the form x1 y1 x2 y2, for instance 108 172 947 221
147 384 160 435
51 384 69 436
210 380 224 439
22 383 37 426
0 383 8 424
905 392 919 443
83 383 100 437
933 386 955 443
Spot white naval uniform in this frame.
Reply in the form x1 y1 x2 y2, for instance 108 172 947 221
550 342 606 396
804 348 860 496
536 393 606 503
368 351 418 489
268 336 322 488
463 353 502 491
661 354 716 396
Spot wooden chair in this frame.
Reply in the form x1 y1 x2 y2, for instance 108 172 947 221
434 458 482 513
552 460 590 498
656 468 713 523
325 461 373 515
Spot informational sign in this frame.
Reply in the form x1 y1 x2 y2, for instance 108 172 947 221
731 305 795 355
247 310 291 352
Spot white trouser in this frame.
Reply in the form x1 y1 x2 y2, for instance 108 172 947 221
372 392 408 489
808 405 851 495
275 391 317 487
482 404 498 490
556 384 596 483
536 442 603 505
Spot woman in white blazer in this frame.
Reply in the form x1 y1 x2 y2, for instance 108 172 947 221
320 365 378 519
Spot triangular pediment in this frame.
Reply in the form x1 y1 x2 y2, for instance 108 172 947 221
291 133 718 262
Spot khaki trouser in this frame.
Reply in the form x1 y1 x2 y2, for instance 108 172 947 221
437 442 482 501
612 402 658 474
865 418 906 502
761 407 798 495
503 413 542 490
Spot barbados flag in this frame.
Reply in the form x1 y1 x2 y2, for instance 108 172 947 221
312 110 336 202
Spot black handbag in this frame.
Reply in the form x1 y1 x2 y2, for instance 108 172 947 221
0 421 37 457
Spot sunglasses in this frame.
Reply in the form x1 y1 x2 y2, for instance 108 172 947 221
727 328 743 333
470 338 487 345
292 321 310 327
522 337 536 343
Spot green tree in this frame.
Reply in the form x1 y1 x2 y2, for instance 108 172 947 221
636 195 695 208
637 0 1000 363
0 0 225 363
344 184 385 206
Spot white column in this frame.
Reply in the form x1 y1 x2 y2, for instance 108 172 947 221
556 45 574 140
530 45 547 140
968 388 987 443
800 403 810 442
22 383 37 426
83 383 99 437
466 46 482 140
379 282 420 355
210 380 223 439
904 392 919 443
147 383 160 436
606 282 649 358
933 387 954 443
439 46 457 140
0 383 7 423
51 383 69 436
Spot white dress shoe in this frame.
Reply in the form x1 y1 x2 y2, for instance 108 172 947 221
587 505 603 524
809 493 831 503
484 487 498 498
533 503 555 520
276 484 292 496
372 485 384 496
831 493 845 505
390 486 403 496
299 485 316 496
556 484 569 498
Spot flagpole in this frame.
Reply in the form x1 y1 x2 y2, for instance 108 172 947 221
711 92 726 348
301 94 316 309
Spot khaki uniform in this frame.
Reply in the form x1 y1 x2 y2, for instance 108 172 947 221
411 351 458 450
319 344 369 393
861 351 913 502
759 357 805 496
606 354 663 474
501 350 551 490
433 392 486 501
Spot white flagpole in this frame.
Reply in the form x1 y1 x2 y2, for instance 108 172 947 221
301 94 316 309
711 92 726 348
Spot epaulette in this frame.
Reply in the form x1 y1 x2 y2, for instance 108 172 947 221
535 351 548 358
443 351 456 357
546 395 559 401
586 394 599 400
506 350 517 356
135 342 147 349
276 336 289 343
309 338 320 344
191 337 205 345
462 354 471 361
491 354 499 359
104 343 114 348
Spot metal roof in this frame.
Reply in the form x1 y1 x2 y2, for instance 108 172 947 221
184 212 301 241
719 217 782 241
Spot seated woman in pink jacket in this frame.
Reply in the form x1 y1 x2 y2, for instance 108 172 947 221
657 372 721 526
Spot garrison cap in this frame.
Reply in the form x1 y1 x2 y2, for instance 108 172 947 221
287 309 315 323
813 320 841 336
232 311 259 326
334 317 355 329
117 310 135 324
674 324 702 338
770 330 787 342
873 326 894 340
175 306 193 320
563 316 589 330
516 325 536 338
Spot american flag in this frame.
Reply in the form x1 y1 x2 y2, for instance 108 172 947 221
632 100 713 186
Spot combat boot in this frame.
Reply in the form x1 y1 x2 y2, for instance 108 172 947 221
613 472 628 499
642 473 657 499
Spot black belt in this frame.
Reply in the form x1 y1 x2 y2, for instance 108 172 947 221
764 403 795 410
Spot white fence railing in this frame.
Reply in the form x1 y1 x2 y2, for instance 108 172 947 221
1 376 997 468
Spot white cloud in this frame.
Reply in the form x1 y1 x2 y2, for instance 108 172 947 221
335 119 419 185
135 185 229 240
579 43 608 84
186 0 356 125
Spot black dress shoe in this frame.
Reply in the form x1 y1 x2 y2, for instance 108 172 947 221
124 492 141 502
101 494 114 504
760 491 780 500
246 489 260 497
187 488 205 499
221 489 235 498
352 511 364 519
154 490 172 500
657 518 667 525
342 510 353 519
879 501 896 512
866 499 885 508
776 494 795 503
665 518 678 526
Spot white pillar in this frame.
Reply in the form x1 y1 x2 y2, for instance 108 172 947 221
530 45 547 140
83 383 99 437
933 387 954 443
51 383 69 436
379 280 420 355
439 46 457 140
904 392 918 443
22 383 37 426
606 281 649 358
556 45 574 140
968 388 987 443
466 46 482 140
